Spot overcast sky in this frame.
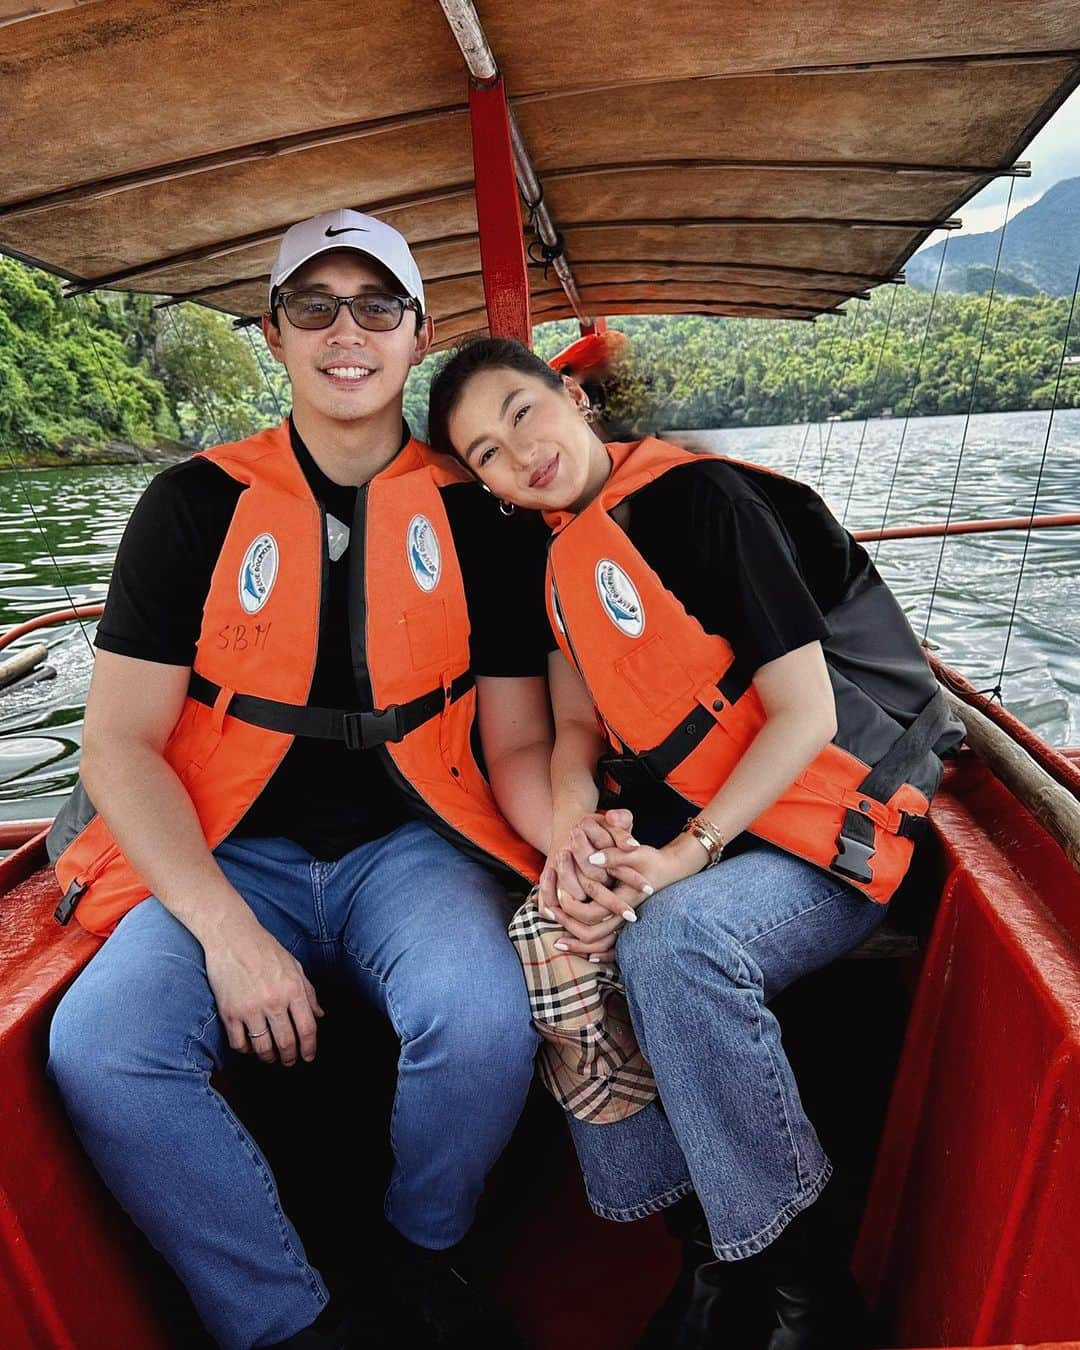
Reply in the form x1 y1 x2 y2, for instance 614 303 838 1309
917 85 1080 249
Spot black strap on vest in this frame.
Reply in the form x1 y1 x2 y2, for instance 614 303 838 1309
830 689 954 884
188 670 474 751
598 663 754 790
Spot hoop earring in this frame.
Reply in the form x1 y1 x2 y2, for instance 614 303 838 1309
499 500 516 516
582 404 597 424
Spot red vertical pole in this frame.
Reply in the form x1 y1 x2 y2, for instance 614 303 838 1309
468 74 532 347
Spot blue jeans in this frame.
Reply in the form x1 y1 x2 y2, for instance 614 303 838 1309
567 842 888 1260
47 823 537 1349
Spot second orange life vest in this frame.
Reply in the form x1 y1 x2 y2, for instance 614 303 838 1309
544 437 958 906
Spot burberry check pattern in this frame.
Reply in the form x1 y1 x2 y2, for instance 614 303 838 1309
508 891 657 1123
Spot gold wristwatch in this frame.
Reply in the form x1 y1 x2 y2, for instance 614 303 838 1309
682 814 725 868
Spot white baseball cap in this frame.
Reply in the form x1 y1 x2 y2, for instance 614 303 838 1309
269 209 425 312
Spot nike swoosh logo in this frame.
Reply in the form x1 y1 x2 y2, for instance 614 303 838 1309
324 226 370 237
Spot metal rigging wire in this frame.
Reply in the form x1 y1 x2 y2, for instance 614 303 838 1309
164 305 229 448
873 232 953 564
0 290 155 661
816 302 866 491
789 315 824 478
243 325 286 421
1 440 97 660
71 295 152 491
841 283 899 527
993 258 1080 697
923 176 1017 643
794 308 847 480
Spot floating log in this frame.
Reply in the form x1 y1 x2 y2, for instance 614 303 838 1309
939 682 1080 873
0 644 48 692
1 666 57 695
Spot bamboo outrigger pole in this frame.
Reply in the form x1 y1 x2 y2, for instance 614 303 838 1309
437 0 590 334
939 683 1080 873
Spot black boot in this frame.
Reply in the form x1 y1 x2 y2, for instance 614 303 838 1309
636 1196 773 1350
265 1299 361 1349
381 1228 524 1348
757 1199 871 1350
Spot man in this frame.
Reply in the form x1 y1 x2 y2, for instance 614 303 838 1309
46 210 553 1349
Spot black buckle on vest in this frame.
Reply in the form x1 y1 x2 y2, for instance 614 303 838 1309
343 705 404 750
55 879 87 927
897 811 925 841
598 751 659 789
831 832 876 884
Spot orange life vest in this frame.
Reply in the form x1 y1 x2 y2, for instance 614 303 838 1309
545 437 958 906
50 420 542 935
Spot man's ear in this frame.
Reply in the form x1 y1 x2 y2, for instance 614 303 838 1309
261 311 286 365
411 312 435 367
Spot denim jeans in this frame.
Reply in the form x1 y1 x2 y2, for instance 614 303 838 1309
567 841 888 1260
47 822 537 1349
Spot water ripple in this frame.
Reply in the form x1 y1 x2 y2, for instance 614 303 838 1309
1 413 1078 823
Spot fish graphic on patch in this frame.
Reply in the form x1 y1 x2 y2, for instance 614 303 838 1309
406 515 441 592
241 561 262 606
604 589 639 624
237 533 278 613
596 560 644 636
410 538 436 586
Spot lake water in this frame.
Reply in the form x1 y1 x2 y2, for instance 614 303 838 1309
1 408 1078 823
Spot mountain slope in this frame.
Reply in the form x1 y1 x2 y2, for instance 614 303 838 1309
907 177 1080 296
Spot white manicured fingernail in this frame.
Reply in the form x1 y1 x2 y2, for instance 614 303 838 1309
622 909 638 922
626 837 639 847
588 852 606 865
554 941 570 952
641 884 654 897
589 955 603 964
557 888 568 903
542 906 556 920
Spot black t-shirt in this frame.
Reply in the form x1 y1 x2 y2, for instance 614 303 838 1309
623 457 835 668
96 421 552 860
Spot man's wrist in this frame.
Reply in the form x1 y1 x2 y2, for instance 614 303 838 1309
172 880 255 950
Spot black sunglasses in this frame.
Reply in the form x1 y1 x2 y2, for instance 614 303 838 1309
275 288 422 332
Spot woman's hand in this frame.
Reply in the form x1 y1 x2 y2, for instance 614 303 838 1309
587 829 711 901
537 809 643 919
537 808 656 961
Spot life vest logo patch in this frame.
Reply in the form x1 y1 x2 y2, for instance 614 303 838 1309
595 559 644 637
238 533 278 614
407 514 441 592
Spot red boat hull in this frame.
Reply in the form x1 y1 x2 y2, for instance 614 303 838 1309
2 747 1080 1348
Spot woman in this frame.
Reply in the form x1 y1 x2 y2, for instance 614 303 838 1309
429 338 962 1350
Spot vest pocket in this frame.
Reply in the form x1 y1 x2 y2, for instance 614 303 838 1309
404 600 450 671
615 635 696 717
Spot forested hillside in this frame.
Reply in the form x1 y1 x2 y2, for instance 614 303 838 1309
3 255 1078 464
579 287 1080 433
0 257 285 466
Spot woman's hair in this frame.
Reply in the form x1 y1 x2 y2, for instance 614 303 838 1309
427 337 564 459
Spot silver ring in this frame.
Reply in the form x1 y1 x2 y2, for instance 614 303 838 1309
248 1027 271 1039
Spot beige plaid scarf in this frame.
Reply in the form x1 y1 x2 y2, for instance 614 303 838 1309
508 890 658 1123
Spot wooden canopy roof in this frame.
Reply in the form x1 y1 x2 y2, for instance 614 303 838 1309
2 0 1079 345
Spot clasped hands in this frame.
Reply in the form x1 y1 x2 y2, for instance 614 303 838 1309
537 808 706 962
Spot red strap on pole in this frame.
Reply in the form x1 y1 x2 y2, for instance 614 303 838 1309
468 74 531 346
0 604 105 655
853 512 1080 544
